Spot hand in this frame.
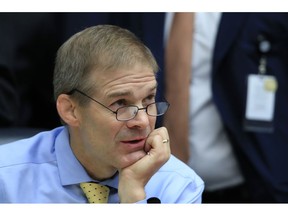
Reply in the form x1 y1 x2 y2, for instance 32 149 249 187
118 127 171 203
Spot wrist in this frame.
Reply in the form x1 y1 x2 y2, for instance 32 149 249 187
119 187 146 203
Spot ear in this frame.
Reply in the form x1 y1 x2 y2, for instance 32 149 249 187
56 94 79 126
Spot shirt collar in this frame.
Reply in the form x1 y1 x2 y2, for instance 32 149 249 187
55 126 118 189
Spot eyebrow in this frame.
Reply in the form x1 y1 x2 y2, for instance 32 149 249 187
107 84 157 99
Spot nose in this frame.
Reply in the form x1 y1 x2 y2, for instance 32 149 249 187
126 108 150 129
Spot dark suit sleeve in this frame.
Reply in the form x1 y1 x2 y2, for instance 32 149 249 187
0 66 19 126
0 13 61 129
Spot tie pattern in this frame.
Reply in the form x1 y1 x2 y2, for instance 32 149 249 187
80 182 110 203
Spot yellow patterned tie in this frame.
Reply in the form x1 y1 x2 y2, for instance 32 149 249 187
80 182 110 203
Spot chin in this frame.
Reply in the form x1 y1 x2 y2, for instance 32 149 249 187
120 150 146 168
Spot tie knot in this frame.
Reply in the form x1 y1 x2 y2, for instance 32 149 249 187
80 182 110 203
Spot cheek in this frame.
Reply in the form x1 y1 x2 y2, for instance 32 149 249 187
81 121 118 160
88 116 122 147
79 110 113 142
149 117 156 129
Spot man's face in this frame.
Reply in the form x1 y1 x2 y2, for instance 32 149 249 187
72 64 157 179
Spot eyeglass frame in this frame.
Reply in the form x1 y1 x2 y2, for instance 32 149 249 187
66 89 170 121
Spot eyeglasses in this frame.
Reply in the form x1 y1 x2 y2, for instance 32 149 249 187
67 89 170 121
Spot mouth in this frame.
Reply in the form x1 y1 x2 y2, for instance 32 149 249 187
121 138 146 145
119 136 147 152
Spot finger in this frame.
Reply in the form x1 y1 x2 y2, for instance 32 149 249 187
145 133 170 160
146 127 169 146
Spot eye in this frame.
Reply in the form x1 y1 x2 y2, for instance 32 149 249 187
110 99 127 110
143 94 156 105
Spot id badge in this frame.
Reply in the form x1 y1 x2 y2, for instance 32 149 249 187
244 74 277 133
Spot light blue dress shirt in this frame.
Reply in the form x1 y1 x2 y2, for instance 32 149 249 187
0 126 204 203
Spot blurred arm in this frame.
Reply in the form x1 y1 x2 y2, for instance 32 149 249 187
163 12 194 163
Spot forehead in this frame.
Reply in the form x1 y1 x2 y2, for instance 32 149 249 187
92 65 157 98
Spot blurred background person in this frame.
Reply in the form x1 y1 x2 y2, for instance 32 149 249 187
0 13 61 129
164 12 288 203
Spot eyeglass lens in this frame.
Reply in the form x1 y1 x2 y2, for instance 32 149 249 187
116 102 168 121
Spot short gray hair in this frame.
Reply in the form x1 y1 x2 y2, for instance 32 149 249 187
53 24 159 101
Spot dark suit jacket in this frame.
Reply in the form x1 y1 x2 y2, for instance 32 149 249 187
212 13 288 202
0 65 18 126
0 13 61 128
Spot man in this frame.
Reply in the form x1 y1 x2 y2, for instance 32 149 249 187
0 25 204 203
